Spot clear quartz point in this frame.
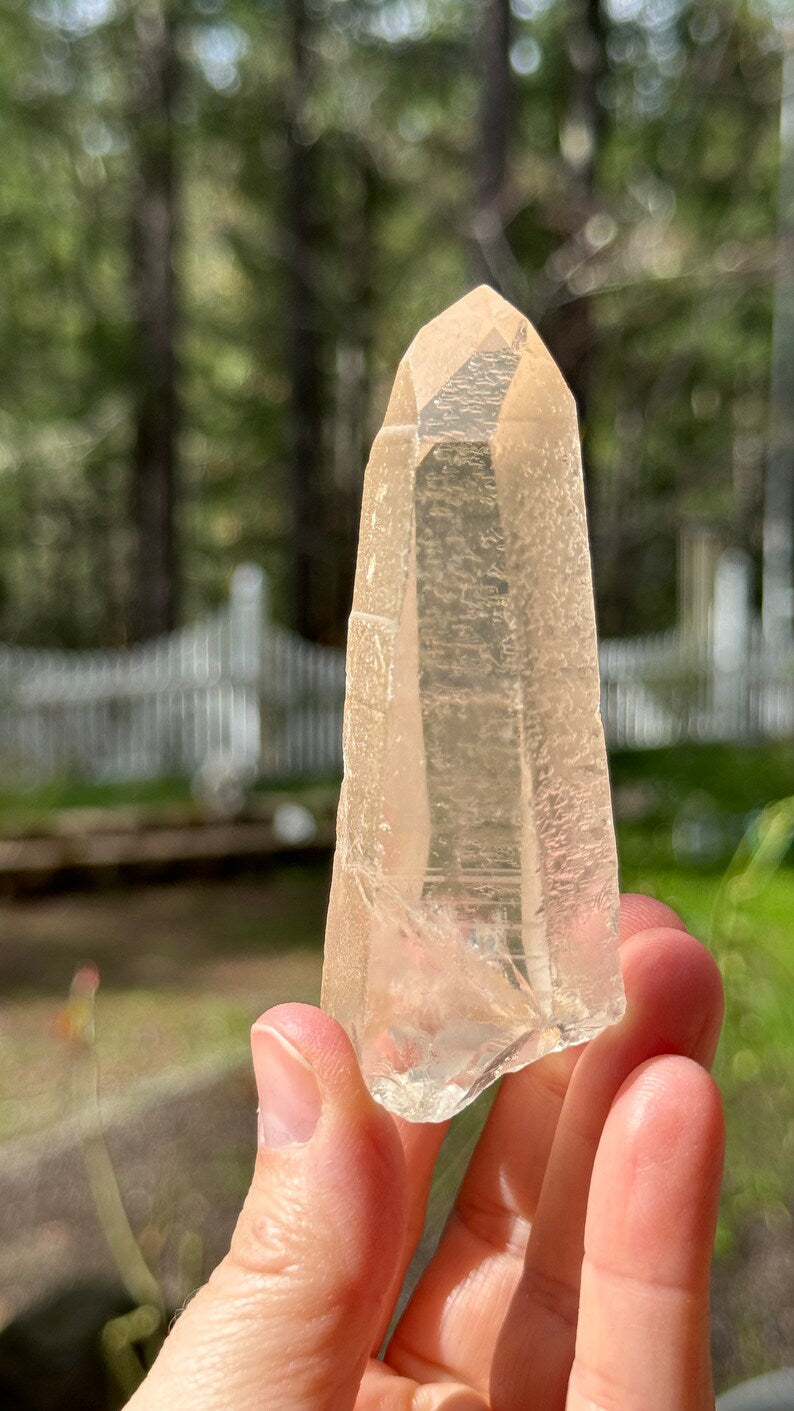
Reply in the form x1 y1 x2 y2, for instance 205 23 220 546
321 285 624 1123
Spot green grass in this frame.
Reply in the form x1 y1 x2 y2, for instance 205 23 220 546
0 776 194 828
622 849 794 1253
611 742 794 816
0 771 342 832
1 741 790 824
611 746 794 1245
612 742 794 871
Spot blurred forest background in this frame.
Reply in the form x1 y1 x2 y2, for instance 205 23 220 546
2 0 794 1404
1 0 789 651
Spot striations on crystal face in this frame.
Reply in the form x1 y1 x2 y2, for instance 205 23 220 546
321 284 625 1124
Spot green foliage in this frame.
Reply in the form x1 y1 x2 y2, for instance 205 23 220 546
0 0 785 644
604 743 794 1266
0 774 193 825
622 784 794 1256
710 801 794 1249
613 741 794 869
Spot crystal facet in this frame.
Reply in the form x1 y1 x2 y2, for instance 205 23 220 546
321 285 624 1123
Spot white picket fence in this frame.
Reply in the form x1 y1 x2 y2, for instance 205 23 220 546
0 567 346 786
0 563 792 786
600 627 794 749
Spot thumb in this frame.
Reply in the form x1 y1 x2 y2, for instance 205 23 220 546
127 1004 407 1411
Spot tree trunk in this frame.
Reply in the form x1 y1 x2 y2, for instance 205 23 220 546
129 0 179 642
330 149 378 644
285 0 325 640
472 0 514 294
540 0 606 425
762 37 794 644
539 0 609 623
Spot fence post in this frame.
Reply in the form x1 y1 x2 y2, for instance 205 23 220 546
712 548 752 736
230 563 266 767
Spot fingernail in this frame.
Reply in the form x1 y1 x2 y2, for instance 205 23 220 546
252 1025 322 1149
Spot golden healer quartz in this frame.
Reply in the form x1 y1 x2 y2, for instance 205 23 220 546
321 285 624 1123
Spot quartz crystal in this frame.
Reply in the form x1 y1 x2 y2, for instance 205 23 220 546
321 285 624 1123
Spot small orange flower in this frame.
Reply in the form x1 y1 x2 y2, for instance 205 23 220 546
52 962 101 1047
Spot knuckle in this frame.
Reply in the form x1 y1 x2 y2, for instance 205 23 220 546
521 1260 580 1332
567 1355 628 1411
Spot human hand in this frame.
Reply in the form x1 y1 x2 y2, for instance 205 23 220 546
126 894 724 1411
